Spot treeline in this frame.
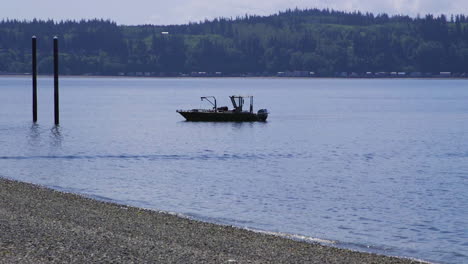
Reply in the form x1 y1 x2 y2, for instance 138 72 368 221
2 8 468 76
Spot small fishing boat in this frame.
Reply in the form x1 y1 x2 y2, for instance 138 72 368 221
177 96 269 122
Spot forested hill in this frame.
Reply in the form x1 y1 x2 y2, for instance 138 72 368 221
2 8 468 76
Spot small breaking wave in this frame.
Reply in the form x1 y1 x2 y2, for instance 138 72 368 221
243 228 336 244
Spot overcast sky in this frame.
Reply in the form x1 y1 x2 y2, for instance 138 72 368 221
1 0 466 25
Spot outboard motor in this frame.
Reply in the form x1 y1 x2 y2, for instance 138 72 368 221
257 109 269 121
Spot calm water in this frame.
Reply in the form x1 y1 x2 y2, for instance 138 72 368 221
1 77 467 263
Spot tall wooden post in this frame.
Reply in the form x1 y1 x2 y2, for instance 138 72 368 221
32 36 37 122
53 36 59 125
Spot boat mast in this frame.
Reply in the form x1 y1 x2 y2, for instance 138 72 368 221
230 96 238 111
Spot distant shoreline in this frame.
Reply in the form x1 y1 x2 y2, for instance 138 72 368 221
0 177 429 263
1 73 468 80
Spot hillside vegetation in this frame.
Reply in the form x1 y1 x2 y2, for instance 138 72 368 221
1 8 468 76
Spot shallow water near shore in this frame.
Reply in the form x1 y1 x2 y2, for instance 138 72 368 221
1 77 467 263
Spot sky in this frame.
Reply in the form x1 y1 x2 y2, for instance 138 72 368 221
1 0 466 25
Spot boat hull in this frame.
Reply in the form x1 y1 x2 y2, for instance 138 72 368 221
177 111 268 122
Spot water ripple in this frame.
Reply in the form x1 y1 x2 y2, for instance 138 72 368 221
444 152 468 158
0 152 301 161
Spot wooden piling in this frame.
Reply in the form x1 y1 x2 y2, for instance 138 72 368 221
32 36 37 123
53 36 59 125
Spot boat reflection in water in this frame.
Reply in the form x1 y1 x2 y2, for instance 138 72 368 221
177 96 269 122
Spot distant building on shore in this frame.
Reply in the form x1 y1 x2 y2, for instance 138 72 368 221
277 71 312 77
439 72 451 77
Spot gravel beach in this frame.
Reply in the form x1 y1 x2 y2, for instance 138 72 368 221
0 178 426 263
